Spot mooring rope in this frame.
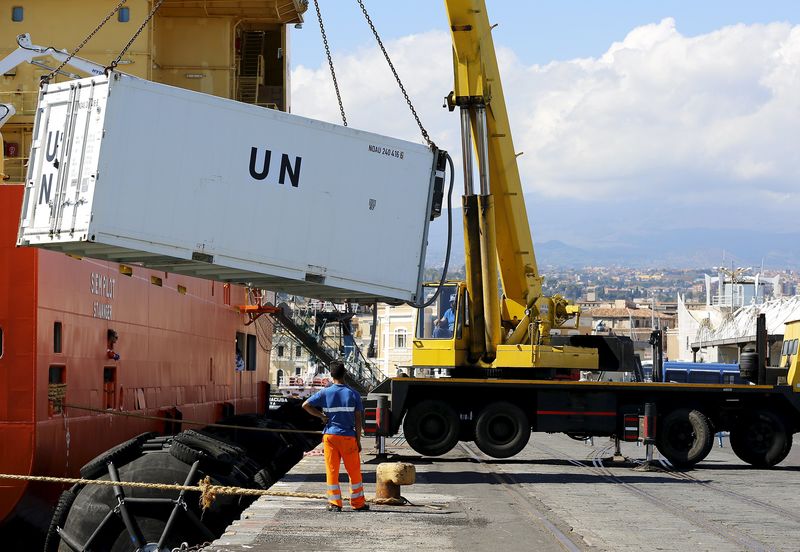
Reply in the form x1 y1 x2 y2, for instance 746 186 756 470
61 403 323 436
0 473 409 510
0 473 325 510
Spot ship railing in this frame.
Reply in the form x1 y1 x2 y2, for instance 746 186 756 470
1 156 28 182
287 306 382 393
0 90 38 116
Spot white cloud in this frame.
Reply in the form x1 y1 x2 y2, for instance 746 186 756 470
291 20 800 233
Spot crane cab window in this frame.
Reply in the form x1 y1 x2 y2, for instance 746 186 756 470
11 7 23 22
416 285 459 339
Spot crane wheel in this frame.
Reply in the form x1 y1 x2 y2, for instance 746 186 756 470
403 400 459 456
730 409 792 468
474 401 531 459
655 408 713 469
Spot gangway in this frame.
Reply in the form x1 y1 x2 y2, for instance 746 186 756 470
239 303 382 394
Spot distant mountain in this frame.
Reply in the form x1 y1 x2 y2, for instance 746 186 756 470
424 209 800 269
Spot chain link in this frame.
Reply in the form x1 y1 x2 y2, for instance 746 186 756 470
106 0 165 74
172 542 212 552
355 0 435 149
40 0 128 86
312 0 347 126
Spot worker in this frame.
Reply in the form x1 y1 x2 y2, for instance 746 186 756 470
106 329 120 361
433 294 456 338
302 361 369 512
235 347 245 372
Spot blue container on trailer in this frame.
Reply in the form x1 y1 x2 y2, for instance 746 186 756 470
662 362 745 384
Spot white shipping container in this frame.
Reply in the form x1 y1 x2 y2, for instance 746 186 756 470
17 73 443 303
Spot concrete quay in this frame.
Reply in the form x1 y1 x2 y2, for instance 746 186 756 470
206 434 800 552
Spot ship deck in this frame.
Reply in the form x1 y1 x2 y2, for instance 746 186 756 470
207 433 800 551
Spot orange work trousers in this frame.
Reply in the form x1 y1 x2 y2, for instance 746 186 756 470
323 434 365 509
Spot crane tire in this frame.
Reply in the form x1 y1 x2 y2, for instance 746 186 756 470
656 408 713 468
403 400 459 457
730 409 792 468
474 401 531 458
44 484 80 552
79 432 158 480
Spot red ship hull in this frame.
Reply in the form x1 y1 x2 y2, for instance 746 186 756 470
0 184 271 524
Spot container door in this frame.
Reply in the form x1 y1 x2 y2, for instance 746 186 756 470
19 78 108 244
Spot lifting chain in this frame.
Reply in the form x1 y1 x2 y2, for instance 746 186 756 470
171 542 212 552
106 0 165 74
40 0 128 86
355 0 436 149
312 0 347 126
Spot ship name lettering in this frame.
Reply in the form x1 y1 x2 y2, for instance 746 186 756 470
92 301 113 320
248 147 302 187
90 272 115 299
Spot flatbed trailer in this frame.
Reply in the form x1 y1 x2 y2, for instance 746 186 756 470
369 377 800 468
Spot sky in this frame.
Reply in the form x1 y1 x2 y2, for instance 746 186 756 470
286 2 800 265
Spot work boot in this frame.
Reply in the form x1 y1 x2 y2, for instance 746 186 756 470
353 504 370 512
326 503 342 512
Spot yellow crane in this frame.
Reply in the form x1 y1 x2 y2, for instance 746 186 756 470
412 0 630 378
374 0 798 468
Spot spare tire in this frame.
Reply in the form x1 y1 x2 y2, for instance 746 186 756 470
80 432 157 480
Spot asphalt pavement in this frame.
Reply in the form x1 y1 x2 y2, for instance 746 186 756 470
205 433 800 552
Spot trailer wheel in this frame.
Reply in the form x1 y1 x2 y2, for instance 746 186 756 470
730 409 792 468
474 402 530 459
403 400 459 456
656 408 713 468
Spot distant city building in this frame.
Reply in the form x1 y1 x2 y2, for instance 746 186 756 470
585 302 674 341
670 268 786 363
704 268 779 308
369 303 416 377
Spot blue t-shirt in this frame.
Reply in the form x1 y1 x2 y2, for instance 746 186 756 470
442 308 456 331
307 383 364 437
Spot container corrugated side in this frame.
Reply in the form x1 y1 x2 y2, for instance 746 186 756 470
18 73 440 303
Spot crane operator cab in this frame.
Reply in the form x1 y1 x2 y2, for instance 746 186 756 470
417 284 464 340
414 282 472 373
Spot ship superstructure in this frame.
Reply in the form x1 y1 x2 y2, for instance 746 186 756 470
0 0 306 526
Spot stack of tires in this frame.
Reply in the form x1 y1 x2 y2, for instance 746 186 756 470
46 404 322 552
